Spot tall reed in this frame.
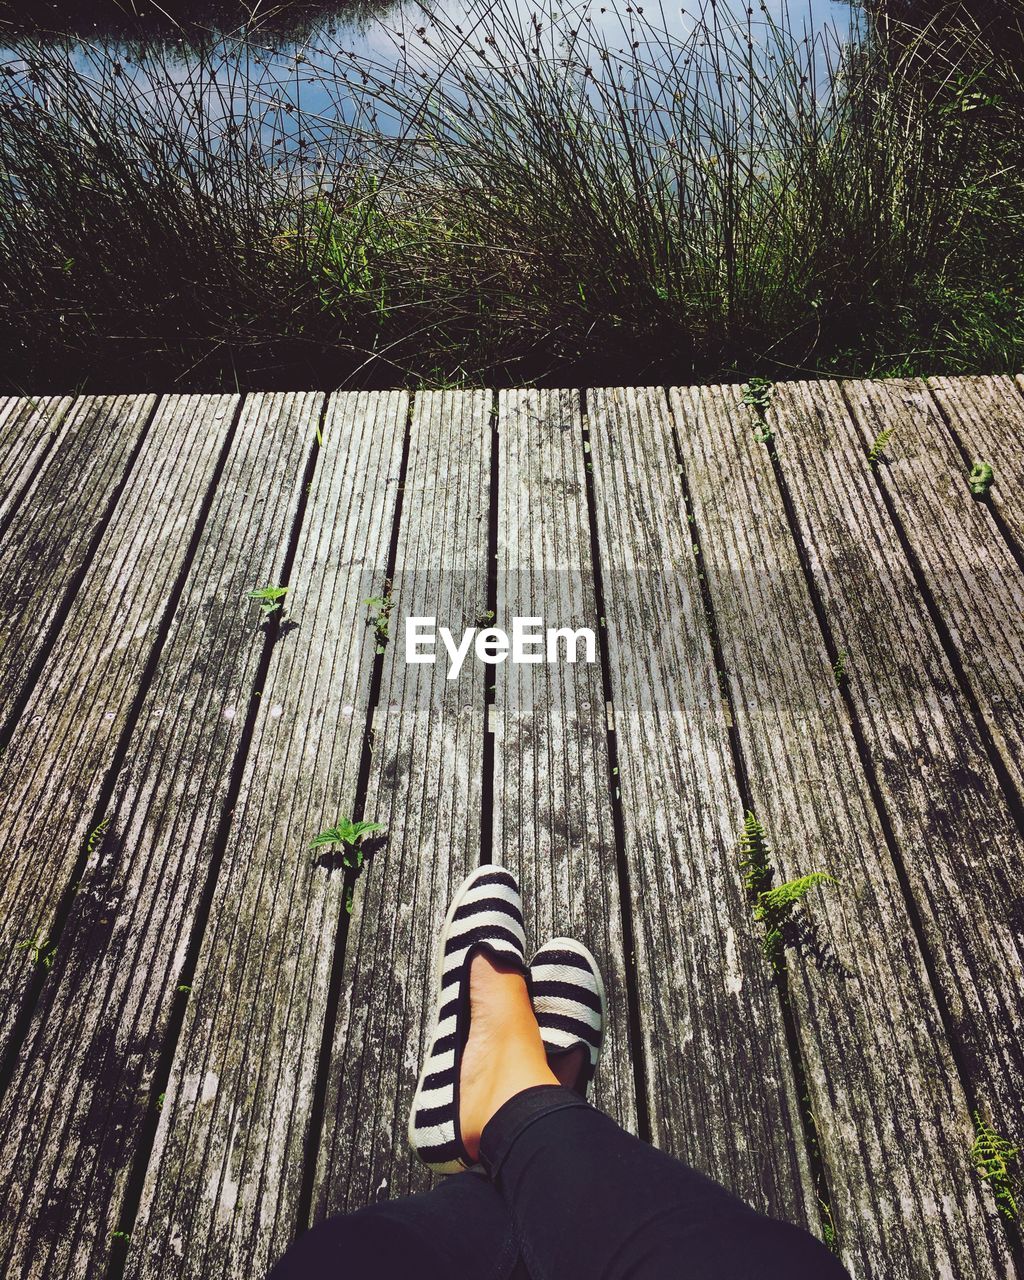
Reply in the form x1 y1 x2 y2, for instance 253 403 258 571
0 0 1020 390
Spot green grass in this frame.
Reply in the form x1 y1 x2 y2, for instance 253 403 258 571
0 0 1022 391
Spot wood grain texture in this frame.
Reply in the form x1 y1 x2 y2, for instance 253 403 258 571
843 378 1024 801
0 376 1021 1280
311 389 492 1219
587 387 818 1230
493 388 636 1129
0 392 321 1280
125 391 408 1280
768 378 1024 1180
0 395 76 534
0 394 240 1067
676 381 1013 1280
0 395 157 738
928 374 1024 546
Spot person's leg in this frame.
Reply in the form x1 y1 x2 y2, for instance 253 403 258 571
268 1171 530 1280
458 954 849 1280
478 1086 850 1280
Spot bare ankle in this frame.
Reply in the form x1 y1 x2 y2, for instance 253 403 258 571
459 952 558 1160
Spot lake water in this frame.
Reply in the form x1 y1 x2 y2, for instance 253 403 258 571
0 0 861 134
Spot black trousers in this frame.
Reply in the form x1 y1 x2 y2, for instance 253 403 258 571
271 1085 852 1280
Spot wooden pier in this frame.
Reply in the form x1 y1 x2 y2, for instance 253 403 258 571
0 376 1022 1280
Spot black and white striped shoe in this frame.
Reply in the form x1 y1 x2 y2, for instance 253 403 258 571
408 865 528 1173
530 938 605 1097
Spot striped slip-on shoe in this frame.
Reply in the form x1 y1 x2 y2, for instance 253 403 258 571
530 938 605 1098
408 864 528 1173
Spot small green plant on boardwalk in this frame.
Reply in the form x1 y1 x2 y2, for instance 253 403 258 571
832 651 849 687
364 591 394 654
739 811 837 973
742 378 775 444
867 426 896 469
14 932 56 969
819 1199 838 1253
249 586 289 618
968 462 995 497
310 818 384 870
971 1112 1020 1221
85 816 109 859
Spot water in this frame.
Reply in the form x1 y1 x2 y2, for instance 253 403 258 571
0 0 860 132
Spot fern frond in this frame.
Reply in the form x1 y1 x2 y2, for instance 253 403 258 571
738 811 771 898
972 1112 1020 1221
757 873 837 917
867 425 895 468
738 812 837 974
86 816 110 858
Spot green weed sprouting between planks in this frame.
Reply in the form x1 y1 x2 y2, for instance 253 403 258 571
86 816 110 859
971 1111 1020 1221
310 818 385 870
867 426 896 469
249 586 289 617
364 592 394 654
14 932 56 969
742 378 776 444
969 461 995 496
738 811 837 973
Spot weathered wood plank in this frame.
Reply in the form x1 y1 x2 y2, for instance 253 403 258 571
0 392 321 1280
0 394 240 1067
586 387 818 1230
125 390 408 1280
842 378 1024 801
492 388 636 1129
770 376 1024 1228
675 380 1012 1279
311 389 491 1219
928 374 1024 548
0 395 75 533
0 394 157 738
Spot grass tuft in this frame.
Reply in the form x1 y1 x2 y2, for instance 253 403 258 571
1 1 1022 390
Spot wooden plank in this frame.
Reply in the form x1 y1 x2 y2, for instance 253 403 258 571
125 390 408 1280
768 376 1024 1224
0 394 240 1066
0 394 75 532
842 378 1024 801
0 394 157 738
0 392 321 1280
311 390 492 1219
674 380 1012 1279
586 387 819 1231
928 374 1024 547
492 388 636 1129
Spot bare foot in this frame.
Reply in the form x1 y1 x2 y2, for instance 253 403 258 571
459 952 558 1161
